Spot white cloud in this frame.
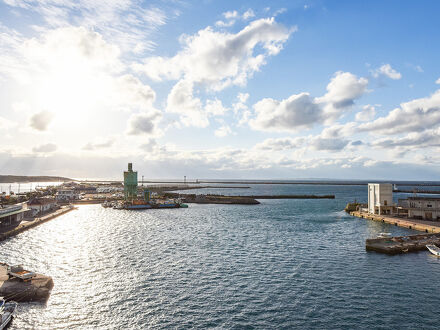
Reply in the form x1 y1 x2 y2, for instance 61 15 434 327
215 125 232 137
2 1 168 54
255 137 304 151
359 89 440 135
83 138 115 151
126 111 162 136
166 80 208 127
224 10 239 19
134 18 293 91
0 116 16 130
355 104 376 122
436 78 440 84
317 71 368 121
372 64 402 80
205 99 228 116
32 143 57 153
243 9 255 20
29 110 54 131
250 92 322 132
371 128 440 149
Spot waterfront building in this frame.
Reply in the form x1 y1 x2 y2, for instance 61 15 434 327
368 183 394 215
55 189 78 201
399 197 440 220
27 198 57 216
124 163 138 200
0 204 26 233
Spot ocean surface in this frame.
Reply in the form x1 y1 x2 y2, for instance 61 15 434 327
1 184 440 329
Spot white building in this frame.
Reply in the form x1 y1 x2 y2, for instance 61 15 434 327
368 183 394 215
404 197 440 220
27 198 57 216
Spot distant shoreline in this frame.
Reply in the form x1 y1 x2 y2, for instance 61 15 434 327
0 175 71 183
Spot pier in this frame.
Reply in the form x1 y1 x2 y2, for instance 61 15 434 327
366 233 440 255
0 263 54 302
0 205 75 242
349 211 440 234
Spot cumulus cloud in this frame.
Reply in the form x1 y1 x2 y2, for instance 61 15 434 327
126 111 162 136
32 143 57 153
436 78 440 84
355 105 376 122
250 92 322 132
134 17 293 90
82 138 114 151
216 9 256 27
359 89 440 134
29 111 54 131
372 64 402 80
255 137 304 151
215 125 232 137
205 99 229 116
316 71 368 121
371 128 440 149
166 80 208 127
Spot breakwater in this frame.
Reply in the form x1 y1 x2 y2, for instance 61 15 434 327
236 194 335 199
164 192 333 203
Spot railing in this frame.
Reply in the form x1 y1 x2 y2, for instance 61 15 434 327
0 205 22 215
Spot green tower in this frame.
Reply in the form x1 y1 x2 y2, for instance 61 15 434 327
124 163 138 200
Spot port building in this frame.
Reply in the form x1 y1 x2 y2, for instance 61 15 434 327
27 198 57 216
368 183 394 215
400 196 440 220
0 204 26 233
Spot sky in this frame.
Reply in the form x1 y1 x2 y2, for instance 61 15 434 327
0 0 440 180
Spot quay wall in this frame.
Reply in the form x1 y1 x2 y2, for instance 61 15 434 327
350 211 440 234
0 205 75 242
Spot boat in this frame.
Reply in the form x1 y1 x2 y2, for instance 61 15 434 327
426 244 440 256
7 265 36 281
0 298 17 330
377 232 392 238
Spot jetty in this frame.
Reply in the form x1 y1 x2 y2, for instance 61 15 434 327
350 211 440 234
0 205 75 242
0 263 53 302
366 233 440 255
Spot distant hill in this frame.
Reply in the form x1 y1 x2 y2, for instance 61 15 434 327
0 175 72 183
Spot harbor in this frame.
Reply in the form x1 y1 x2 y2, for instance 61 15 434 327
347 183 440 255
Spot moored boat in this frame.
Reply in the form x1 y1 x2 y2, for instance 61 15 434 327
426 244 440 256
0 298 17 330
377 232 392 238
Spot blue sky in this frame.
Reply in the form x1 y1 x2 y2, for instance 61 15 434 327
0 0 439 180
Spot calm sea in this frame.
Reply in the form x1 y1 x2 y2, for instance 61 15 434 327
1 184 439 329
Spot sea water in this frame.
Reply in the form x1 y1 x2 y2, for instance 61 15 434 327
0 184 439 329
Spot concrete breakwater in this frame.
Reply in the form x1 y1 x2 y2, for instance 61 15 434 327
0 205 75 242
0 264 54 302
366 233 440 255
164 192 334 204
236 194 335 199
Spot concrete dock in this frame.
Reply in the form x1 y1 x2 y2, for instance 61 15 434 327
0 205 75 242
366 233 440 255
350 211 440 234
350 211 440 254
0 263 54 301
